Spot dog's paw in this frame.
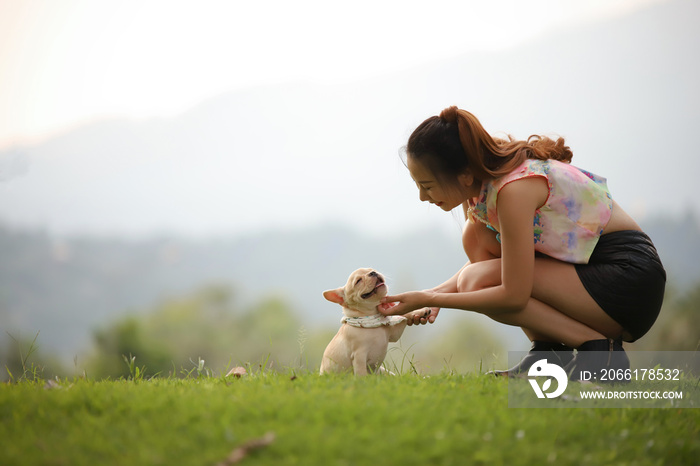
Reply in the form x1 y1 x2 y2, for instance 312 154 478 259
406 308 431 319
413 308 431 319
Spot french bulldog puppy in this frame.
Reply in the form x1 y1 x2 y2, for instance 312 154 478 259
320 268 430 375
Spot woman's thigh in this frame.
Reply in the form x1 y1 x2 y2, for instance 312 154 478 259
458 256 624 338
531 257 623 338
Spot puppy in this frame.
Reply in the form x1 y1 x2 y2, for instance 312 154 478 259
320 268 430 375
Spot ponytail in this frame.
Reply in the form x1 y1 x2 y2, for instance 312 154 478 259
409 106 573 183
522 134 573 164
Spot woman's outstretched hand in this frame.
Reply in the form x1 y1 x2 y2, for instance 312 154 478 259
378 292 440 325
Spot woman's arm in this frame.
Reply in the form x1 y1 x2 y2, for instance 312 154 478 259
402 263 468 325
429 262 469 294
382 177 548 316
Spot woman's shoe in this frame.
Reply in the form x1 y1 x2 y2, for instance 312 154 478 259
565 338 630 382
489 340 574 377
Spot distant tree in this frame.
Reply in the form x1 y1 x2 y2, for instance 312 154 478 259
90 317 173 379
87 286 307 378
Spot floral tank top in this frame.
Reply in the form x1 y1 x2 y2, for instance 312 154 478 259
467 158 613 264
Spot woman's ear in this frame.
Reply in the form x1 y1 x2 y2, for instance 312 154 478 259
457 170 475 189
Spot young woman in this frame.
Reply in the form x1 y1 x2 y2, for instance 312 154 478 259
379 106 666 378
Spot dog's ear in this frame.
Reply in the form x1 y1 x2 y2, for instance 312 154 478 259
323 288 345 305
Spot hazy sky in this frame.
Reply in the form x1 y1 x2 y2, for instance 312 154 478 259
0 0 667 149
3 0 694 240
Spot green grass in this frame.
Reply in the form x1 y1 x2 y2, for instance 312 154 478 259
1 369 699 466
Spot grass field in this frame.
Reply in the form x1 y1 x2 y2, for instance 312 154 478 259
1 365 699 466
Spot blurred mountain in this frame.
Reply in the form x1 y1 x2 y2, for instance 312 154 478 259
1 214 698 363
0 0 698 237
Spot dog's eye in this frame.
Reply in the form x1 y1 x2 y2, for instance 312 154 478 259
355 278 362 285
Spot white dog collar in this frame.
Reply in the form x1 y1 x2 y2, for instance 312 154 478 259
341 314 406 328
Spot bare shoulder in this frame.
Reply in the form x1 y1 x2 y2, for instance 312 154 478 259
497 176 549 211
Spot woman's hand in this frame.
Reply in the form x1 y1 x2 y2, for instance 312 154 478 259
379 291 440 325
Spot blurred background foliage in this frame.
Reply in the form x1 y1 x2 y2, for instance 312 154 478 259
2 217 699 381
86 287 306 379
80 283 511 379
3 216 699 381
3 279 698 381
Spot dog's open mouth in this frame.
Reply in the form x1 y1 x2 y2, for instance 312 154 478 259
360 279 385 300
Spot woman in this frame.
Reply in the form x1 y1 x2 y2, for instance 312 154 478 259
379 106 666 378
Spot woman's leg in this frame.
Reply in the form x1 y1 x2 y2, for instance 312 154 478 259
457 257 624 348
462 220 501 263
530 257 624 343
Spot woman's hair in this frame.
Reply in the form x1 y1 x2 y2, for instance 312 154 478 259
406 106 573 185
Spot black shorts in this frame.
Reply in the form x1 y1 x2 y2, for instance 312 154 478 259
575 230 666 342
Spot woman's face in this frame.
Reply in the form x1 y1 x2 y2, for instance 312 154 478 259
406 155 472 212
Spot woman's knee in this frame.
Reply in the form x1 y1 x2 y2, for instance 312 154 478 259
457 260 502 292
462 221 501 263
